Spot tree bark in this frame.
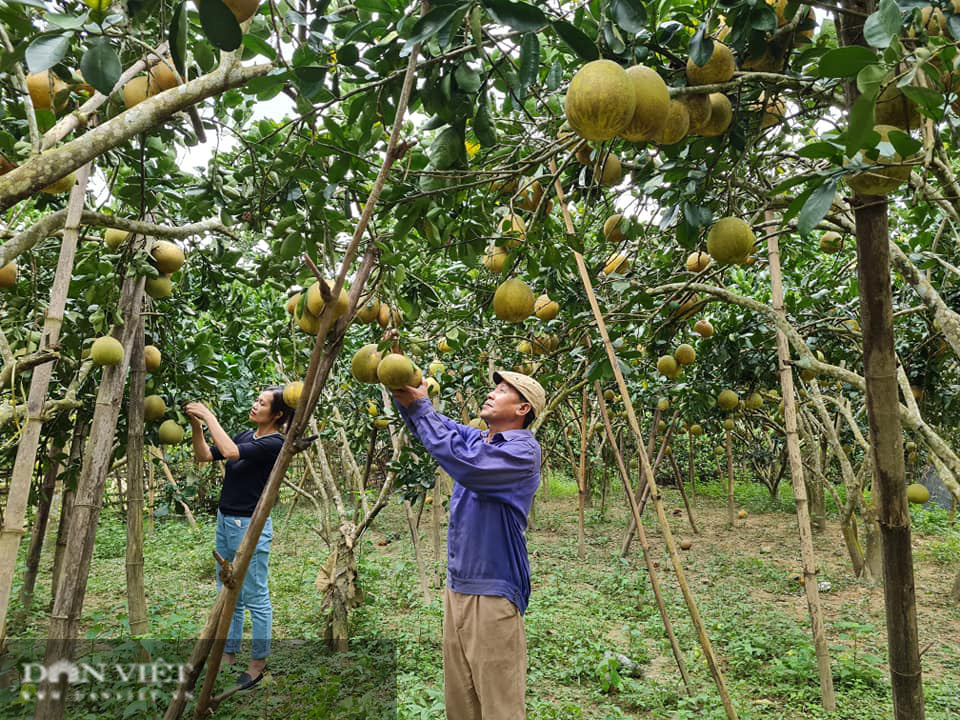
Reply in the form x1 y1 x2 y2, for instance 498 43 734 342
0 164 90 644
725 428 736 529
35 269 145 720
125 316 149 637
853 194 925 718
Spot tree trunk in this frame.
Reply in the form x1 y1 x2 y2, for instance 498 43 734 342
688 434 696 499
404 499 432 604
35 270 145 720
0 165 90 643
853 195 926 717
125 316 148 637
50 485 74 609
951 567 960 604
765 211 836 710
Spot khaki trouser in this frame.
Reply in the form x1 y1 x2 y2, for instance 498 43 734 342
443 587 527 720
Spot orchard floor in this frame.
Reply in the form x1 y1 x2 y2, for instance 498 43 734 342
7 474 960 719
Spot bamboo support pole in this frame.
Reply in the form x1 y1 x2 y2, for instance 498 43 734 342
668 452 699 534
404 499 433 604
725 428 736 529
577 387 588 559
550 158 737 718
765 211 836 710
596 383 693 695
150 447 198 531
125 316 149 637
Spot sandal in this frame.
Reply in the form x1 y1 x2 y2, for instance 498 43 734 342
234 669 266 690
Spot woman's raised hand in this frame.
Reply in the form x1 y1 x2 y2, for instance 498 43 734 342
185 402 211 423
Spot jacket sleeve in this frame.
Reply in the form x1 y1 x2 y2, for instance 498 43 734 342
399 399 537 498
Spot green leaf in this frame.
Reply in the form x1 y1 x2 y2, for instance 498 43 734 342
169 1 188 79
856 63 886 97
518 32 540 98
428 126 462 170
79 37 121 97
817 46 877 77
482 0 547 32
454 62 482 93
337 43 360 65
402 3 469 53
25 33 72 73
844 92 876 156
545 60 563 90
901 85 944 119
887 128 922 157
750 5 778 32
474 102 497 146
608 0 646 34
797 177 838 236
689 26 713 67
797 141 842 161
243 33 277 60
863 0 903 49
552 20 599 60
198 0 243 52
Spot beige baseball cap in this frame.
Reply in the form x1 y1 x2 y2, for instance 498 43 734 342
492 370 546 418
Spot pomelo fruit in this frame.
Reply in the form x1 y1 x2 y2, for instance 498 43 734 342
91 336 124 366
686 251 711 273
144 394 166 421
657 355 678 377
145 274 173 299
595 154 622 186
41 172 77 194
657 397 670 411
483 245 508 273
144 344 161 372
283 381 304 408
517 339 533 354
707 217 755 265
745 392 763 410
686 42 735 86
306 279 350 318
620 66 670 142
906 482 930 504
602 252 630 275
722 418 735 430
351 344 383 383
26 71 67 112
534 294 559 321
682 94 712 134
564 59 637 141
148 57 180 91
603 214 624 243
377 353 416 389
654 99 691 145
675 343 696 365
689 423 703 436
847 125 915 196
286 292 302 316
295 305 320 334
437 337 452 353
492 278 535 323
104 229 131 250
700 94 733 136
356 296 380 322
0 261 17 288
694 318 714 337
123 76 154 108
717 389 739 411
158 419 185 444
151 240 185 274
426 376 441 396
819 231 842 253
428 360 445 377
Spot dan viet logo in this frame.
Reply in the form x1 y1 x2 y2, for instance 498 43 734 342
19 658 194 703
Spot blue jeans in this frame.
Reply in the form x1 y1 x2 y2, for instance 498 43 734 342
215 511 273 659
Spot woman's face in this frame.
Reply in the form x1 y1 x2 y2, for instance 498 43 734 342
250 391 278 426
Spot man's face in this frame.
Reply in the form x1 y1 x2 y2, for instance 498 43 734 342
479 382 531 426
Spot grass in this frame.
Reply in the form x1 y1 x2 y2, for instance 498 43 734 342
4 472 960 719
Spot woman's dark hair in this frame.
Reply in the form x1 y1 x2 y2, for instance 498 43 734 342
265 385 294 433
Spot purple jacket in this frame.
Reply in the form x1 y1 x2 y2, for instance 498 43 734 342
397 398 541 613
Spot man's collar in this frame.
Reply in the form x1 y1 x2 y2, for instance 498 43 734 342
489 428 534 442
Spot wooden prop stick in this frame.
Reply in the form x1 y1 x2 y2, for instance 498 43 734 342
595 383 693 694
688 432 697 499
725 428 736 529
570 251 740 720
577 386 588 559
668 451 699 534
764 211 836 710
149 446 198 530
549 158 737 718
621 412 676 557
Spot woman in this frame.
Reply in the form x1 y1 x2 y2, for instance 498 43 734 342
186 387 293 690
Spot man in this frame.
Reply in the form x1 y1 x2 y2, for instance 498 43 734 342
393 370 545 720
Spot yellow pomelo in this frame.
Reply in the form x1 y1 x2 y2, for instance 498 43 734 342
689 423 703 436
741 48 786 73
143 394 167 422
603 214 624 243
675 343 696 365
694 318 714 337
717 389 739 411
657 354 678 377
149 57 180 91
875 77 920 131
682 94 712 134
428 360 445 377
296 305 320 334
483 245 508 273
654 99 691 145
223 0 259 22
0 261 17 289
492 278 535 323
707 217 755 265
356 296 380 322
685 250 711 273
377 303 391 328
144 344 161 371
673 294 700 321
819 231 842 253
517 339 533 354
686 42 736 86
351 343 383 383
377 353 416 389
26 71 67 112
595 154 622 186
745 392 764 410
517 180 544 212
283 381 304 408
41 172 77 194
367 401 380 417
620 66 670 142
761 97 786 129
123 76 155 109
306 280 350 318
151 240 185 274
411 366 423 386
286 292 301 316
722 418 735 430
158 419 185 444
145 274 173 299
564 60 637 141
906 483 930 504
847 125 915 196
105 228 131 250
91 336 124 366
426 376 441 396
534 294 559 321
603 252 630 275
700 94 733 136
437 338 452 353
657 397 670 411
